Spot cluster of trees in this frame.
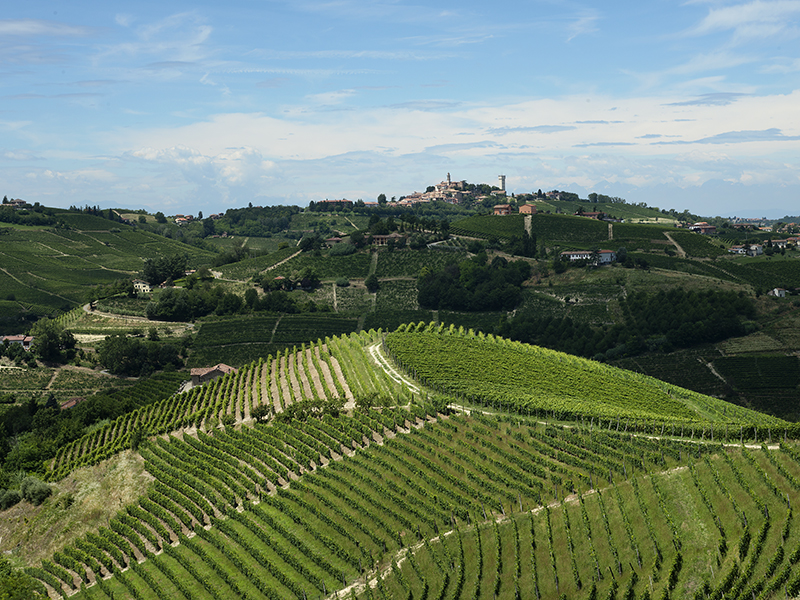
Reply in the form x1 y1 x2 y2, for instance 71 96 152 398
497 288 756 361
218 205 300 237
0 373 181 497
97 334 182 376
418 254 532 311
0 340 34 367
145 285 246 321
0 203 58 227
142 254 189 285
0 475 51 510
587 192 627 204
146 279 327 322
29 319 77 363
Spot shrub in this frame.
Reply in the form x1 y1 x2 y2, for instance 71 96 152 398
335 277 350 287
365 273 379 292
20 477 52 506
0 489 22 510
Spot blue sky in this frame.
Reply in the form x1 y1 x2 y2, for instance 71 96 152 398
2 1 800 218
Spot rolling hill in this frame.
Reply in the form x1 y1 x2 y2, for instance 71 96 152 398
6 327 800 600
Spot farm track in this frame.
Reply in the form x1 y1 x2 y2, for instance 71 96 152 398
368 342 419 394
663 232 686 258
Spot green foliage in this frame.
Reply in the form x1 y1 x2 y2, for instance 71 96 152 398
669 231 728 258
30 318 76 363
0 557 43 599
330 242 357 256
0 489 22 510
98 334 182 376
450 214 525 240
375 248 468 278
499 288 755 361
417 256 531 311
142 253 189 285
714 356 800 390
365 273 379 293
20 476 51 505
269 250 371 280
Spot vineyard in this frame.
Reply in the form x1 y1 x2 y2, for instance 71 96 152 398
449 215 525 240
0 224 214 322
188 314 361 368
12 327 800 600
383 324 783 427
374 248 468 278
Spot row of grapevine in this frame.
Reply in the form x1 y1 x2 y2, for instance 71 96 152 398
46 335 370 479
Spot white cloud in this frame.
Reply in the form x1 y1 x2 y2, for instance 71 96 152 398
40 168 117 182
688 0 800 40
0 19 93 37
97 12 213 65
566 10 600 42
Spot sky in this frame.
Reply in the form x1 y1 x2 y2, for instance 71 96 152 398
2 1 800 218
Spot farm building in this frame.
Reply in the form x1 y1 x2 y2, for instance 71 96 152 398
518 204 537 214
689 222 717 234
60 397 87 411
133 279 152 294
372 232 407 246
493 204 513 216
560 250 617 265
190 364 237 387
2 334 34 351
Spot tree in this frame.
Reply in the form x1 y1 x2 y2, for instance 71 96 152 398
350 230 366 248
365 273 379 292
202 217 216 238
154 211 167 224
198 210 203 219
377 193 387 205
30 319 75 363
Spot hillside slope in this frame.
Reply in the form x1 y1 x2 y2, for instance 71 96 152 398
6 329 800 600
385 323 785 427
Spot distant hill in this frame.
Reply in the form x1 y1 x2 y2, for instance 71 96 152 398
0 219 214 327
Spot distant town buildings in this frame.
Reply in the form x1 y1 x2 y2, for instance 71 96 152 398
397 173 467 207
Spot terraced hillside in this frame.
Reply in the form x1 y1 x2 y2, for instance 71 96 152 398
9 328 800 600
0 221 214 324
